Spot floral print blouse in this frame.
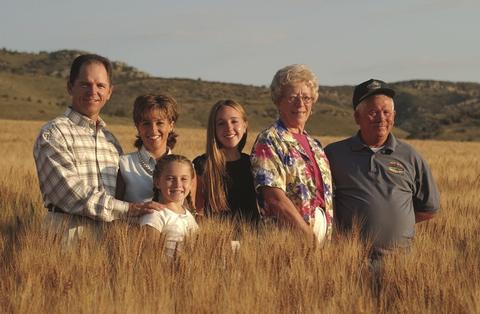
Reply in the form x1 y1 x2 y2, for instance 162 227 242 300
250 120 333 239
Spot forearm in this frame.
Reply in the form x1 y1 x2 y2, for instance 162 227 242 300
34 145 129 221
49 180 129 221
262 187 313 237
277 204 313 236
415 211 436 223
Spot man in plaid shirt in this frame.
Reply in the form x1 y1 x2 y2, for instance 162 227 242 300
33 54 159 241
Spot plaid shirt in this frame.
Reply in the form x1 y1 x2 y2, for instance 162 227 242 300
33 108 129 221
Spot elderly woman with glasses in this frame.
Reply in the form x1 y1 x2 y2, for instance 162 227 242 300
250 64 333 244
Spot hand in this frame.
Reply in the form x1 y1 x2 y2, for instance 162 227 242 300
301 227 316 243
415 211 435 223
143 201 166 211
127 202 155 217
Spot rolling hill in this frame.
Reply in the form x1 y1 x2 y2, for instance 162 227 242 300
1 48 479 141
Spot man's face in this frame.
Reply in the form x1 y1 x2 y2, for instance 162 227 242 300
68 62 112 121
354 94 395 146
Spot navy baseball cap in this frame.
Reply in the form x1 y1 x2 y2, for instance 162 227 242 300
352 79 395 109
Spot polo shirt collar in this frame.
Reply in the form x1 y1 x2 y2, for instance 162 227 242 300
383 133 398 152
350 132 398 153
65 107 107 129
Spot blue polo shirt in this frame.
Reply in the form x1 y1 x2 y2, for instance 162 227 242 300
325 133 440 249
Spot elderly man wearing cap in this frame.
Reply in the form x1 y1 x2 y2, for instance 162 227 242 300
324 79 440 260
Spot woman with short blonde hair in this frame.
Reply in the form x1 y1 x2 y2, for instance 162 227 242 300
251 64 333 244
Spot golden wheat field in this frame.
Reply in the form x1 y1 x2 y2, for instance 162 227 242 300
0 118 479 313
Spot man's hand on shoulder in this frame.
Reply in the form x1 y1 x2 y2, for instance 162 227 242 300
127 202 154 216
127 201 166 216
144 201 166 211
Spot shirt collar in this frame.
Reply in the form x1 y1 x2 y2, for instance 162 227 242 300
274 119 311 143
274 119 322 159
139 145 172 164
65 107 106 129
350 132 397 153
139 145 156 165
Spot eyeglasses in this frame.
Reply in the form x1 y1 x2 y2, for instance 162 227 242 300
285 95 314 104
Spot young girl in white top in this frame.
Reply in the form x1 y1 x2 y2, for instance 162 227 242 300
139 154 199 257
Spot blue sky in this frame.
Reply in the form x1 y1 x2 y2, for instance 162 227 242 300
1 0 479 86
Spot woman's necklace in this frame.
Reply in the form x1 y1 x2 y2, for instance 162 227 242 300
137 151 154 176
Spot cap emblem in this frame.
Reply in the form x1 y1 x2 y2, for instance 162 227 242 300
367 80 381 89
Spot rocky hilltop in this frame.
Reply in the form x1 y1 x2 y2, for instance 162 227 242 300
1 48 479 141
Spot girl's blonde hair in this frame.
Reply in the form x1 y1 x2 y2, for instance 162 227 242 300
153 154 195 209
204 100 248 213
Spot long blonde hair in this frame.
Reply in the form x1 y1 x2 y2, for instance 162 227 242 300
204 100 248 213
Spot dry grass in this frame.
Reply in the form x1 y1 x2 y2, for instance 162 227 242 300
0 118 479 313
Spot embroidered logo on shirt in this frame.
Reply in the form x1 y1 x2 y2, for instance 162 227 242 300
387 161 405 174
